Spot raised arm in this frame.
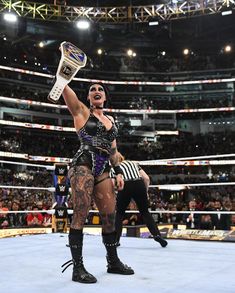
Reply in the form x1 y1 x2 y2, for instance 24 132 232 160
62 85 89 129
62 85 86 117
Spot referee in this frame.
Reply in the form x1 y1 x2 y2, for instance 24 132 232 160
114 153 168 248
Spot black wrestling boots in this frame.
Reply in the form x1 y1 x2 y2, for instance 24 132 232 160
102 232 134 275
62 229 97 284
154 235 168 247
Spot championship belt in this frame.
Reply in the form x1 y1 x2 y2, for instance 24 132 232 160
48 41 87 103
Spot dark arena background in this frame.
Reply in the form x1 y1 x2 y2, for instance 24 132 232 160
0 1 235 292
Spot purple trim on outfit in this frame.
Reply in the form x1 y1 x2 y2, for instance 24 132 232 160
72 113 118 177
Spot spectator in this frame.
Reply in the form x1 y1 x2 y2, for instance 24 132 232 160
183 200 201 229
7 200 26 228
0 203 9 229
42 212 52 227
200 215 214 230
213 200 232 230
26 206 43 227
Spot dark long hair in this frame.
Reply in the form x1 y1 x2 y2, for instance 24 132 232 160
84 82 111 108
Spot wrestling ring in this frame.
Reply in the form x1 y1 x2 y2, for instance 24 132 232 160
0 66 235 292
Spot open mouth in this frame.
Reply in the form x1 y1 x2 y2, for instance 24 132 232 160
94 94 102 100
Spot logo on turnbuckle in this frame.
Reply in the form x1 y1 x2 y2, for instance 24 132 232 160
58 168 66 175
59 185 66 192
57 210 65 217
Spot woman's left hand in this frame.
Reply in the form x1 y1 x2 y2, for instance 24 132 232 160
116 174 124 190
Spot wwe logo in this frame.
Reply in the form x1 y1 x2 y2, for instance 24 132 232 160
58 168 65 175
57 210 64 217
59 185 66 192
62 65 72 77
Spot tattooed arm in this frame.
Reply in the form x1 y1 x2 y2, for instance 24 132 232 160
110 146 118 165
109 141 124 190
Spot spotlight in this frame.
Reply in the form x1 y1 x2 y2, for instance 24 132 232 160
224 45 232 53
3 12 17 23
127 49 133 56
222 10 232 16
149 21 159 26
183 48 189 55
127 49 136 57
76 19 90 30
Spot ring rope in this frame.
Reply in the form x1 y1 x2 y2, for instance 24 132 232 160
0 119 75 132
0 119 178 136
1 65 235 85
1 182 235 192
0 151 71 163
0 185 54 191
149 182 235 189
0 160 54 169
138 159 235 166
1 151 235 165
0 119 174 136
0 210 55 214
1 209 235 215
1 96 234 114
139 153 235 164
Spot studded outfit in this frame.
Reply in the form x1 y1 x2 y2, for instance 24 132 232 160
71 112 118 177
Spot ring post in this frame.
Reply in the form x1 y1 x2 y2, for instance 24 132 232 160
52 164 69 233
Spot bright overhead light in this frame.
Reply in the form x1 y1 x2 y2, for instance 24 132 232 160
126 49 136 57
183 48 189 55
3 12 17 23
222 10 232 16
149 21 159 26
224 45 232 53
127 49 133 56
97 48 103 55
76 19 90 30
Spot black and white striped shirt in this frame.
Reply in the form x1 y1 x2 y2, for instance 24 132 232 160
111 161 141 181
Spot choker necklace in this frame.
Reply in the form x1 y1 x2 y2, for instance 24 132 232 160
90 105 103 110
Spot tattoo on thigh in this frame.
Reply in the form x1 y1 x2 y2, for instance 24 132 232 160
100 213 116 233
69 166 94 229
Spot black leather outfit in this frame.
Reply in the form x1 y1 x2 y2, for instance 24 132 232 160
71 112 118 177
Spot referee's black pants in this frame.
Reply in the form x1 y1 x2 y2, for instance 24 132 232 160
115 179 161 243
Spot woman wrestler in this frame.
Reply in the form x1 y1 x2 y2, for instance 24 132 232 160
61 83 134 284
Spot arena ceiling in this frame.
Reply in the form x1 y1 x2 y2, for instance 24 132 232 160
0 1 235 58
